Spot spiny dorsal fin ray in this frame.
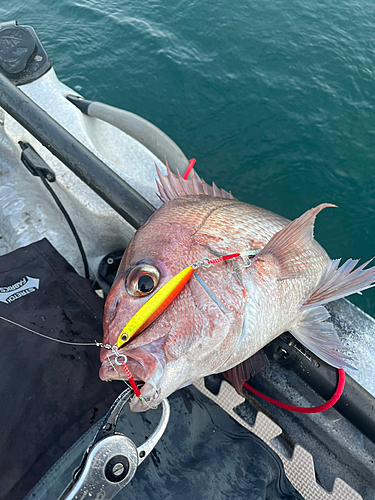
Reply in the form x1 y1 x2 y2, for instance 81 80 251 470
155 163 235 202
289 305 355 369
255 203 336 278
303 258 375 307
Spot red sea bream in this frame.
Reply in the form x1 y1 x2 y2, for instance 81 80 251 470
100 168 375 411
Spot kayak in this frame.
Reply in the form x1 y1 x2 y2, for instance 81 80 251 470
0 20 374 500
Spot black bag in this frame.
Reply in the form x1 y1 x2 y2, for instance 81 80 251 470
0 239 123 500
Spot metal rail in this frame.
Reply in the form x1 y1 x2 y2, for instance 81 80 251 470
0 71 155 229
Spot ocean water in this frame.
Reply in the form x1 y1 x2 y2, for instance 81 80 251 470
3 0 375 316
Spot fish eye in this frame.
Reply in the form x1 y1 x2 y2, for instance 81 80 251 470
125 264 160 297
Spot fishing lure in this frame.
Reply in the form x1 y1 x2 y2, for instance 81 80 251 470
115 252 256 348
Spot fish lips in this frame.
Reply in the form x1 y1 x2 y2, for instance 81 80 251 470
99 350 146 382
130 381 162 412
99 342 166 411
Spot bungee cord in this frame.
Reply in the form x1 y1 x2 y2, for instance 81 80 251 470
242 370 345 414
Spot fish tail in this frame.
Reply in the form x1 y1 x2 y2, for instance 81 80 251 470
288 258 375 370
303 258 375 307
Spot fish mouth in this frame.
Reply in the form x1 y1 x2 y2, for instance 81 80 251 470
99 343 166 412
130 381 161 412
99 352 146 382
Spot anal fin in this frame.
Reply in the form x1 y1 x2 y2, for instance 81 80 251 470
289 305 355 370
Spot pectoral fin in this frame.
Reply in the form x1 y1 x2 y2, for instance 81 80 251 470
254 203 336 279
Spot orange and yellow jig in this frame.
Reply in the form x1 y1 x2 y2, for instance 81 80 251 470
115 252 242 349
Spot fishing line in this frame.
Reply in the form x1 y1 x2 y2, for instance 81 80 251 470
0 314 144 401
0 315 100 346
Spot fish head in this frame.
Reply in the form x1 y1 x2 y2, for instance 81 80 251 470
100 196 247 411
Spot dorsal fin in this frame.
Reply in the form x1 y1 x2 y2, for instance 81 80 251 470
155 162 235 202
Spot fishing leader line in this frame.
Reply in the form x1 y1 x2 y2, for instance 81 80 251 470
0 312 346 412
0 314 100 346
0 314 144 400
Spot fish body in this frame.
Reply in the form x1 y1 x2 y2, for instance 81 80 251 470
100 169 375 411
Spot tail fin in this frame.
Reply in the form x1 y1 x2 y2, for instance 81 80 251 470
303 258 375 308
290 258 375 370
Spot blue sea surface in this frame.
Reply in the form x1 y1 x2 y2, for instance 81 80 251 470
3 0 375 315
